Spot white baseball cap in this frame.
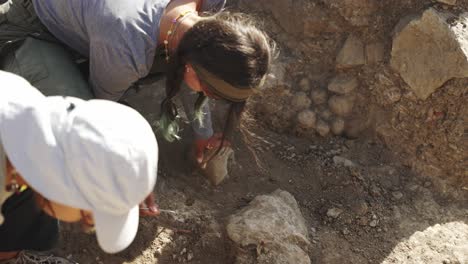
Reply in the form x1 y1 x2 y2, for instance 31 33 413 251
0 71 158 253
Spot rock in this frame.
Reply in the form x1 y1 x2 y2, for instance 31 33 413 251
227 190 311 264
328 74 359 95
319 109 333 121
342 228 350 235
310 89 328 105
298 78 311 91
391 8 468 100
331 118 345 135
382 222 468 264
201 147 234 186
392 191 404 200
297 110 317 129
328 95 354 117
315 119 331 137
369 219 378 227
292 92 312 110
333 156 356 167
336 35 365 68
327 207 344 218
436 0 456 5
366 42 385 64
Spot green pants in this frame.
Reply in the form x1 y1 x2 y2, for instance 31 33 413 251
0 0 93 99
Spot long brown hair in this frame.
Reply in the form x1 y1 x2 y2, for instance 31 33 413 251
158 12 274 142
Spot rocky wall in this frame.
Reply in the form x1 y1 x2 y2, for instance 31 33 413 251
237 0 468 196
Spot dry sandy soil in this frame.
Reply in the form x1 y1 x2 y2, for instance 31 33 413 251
54 0 468 263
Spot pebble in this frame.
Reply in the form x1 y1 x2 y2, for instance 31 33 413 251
328 74 358 95
310 89 328 105
333 156 356 167
331 118 345 135
299 77 311 91
315 119 331 137
369 220 378 227
292 92 312 110
297 110 317 129
327 207 343 218
187 252 194 261
342 228 350 235
328 95 354 117
392 191 404 200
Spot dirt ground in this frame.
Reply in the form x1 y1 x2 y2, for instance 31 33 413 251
53 0 468 263
52 81 467 264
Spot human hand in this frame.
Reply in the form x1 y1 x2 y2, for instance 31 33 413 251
139 192 160 216
194 133 231 166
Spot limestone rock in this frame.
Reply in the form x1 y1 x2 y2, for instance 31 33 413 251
292 92 312 110
366 42 385 64
391 8 468 100
337 35 366 68
315 119 331 137
297 110 317 129
382 222 468 264
310 89 328 105
328 95 354 117
328 74 358 95
227 190 311 264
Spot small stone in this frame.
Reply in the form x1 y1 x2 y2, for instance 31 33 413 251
392 191 404 200
342 228 350 235
424 181 432 187
315 119 331 137
320 109 333 121
365 42 385 64
369 220 378 227
327 207 343 218
331 118 345 135
187 252 194 261
180 248 187 255
328 95 354 117
291 92 312 110
333 156 355 167
328 74 358 95
297 110 317 129
310 89 328 105
336 35 365 68
299 78 311 91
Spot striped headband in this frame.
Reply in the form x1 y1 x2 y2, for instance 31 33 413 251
192 65 257 102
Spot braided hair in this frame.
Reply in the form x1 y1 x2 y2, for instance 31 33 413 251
158 12 273 143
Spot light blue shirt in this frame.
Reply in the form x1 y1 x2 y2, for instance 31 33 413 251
32 0 226 101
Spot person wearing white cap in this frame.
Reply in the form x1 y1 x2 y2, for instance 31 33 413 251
0 71 159 261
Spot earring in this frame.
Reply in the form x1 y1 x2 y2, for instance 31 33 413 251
6 172 20 193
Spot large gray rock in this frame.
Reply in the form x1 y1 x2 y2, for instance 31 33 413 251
227 190 311 264
391 8 468 100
